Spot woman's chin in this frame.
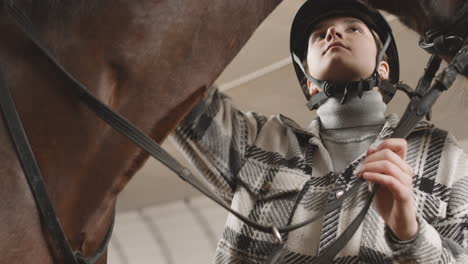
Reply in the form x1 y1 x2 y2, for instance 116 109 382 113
317 66 369 82
314 56 373 81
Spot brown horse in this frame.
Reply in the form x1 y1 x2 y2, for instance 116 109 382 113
0 0 465 263
365 0 467 64
0 0 281 263
366 0 464 36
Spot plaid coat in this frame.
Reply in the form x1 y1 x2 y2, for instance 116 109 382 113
171 88 468 263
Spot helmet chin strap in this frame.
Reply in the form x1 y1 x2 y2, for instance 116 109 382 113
293 32 393 110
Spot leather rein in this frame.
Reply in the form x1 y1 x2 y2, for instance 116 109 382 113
0 3 467 264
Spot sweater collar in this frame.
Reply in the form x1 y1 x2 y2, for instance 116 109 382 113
296 113 432 142
316 90 387 130
278 94 432 141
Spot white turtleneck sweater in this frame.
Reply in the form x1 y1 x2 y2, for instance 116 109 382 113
316 90 387 173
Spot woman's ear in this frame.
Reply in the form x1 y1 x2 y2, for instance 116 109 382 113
378 60 390 80
307 80 320 96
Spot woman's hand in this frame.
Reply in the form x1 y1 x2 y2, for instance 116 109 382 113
357 138 418 240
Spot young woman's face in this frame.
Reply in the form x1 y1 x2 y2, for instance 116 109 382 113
306 16 380 83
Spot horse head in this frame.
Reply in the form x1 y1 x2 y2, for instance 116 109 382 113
0 0 281 263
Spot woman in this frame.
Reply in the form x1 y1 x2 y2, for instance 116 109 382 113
172 0 468 262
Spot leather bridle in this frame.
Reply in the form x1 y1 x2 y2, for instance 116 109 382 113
0 2 467 264
419 1 468 60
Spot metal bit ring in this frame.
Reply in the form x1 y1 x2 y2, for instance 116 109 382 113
272 227 282 244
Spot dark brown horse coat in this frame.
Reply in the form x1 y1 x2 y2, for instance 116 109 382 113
0 1 281 263
0 0 464 263
364 0 467 63
365 0 465 36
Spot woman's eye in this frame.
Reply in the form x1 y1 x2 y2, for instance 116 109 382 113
313 33 326 42
349 26 361 33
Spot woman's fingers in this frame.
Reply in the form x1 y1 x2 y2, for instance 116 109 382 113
361 172 413 201
371 138 408 161
358 160 412 186
363 148 413 175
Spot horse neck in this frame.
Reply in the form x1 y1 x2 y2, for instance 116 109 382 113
0 6 165 261
0 0 283 261
0 14 134 261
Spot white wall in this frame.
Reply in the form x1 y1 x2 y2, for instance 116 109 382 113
109 196 227 264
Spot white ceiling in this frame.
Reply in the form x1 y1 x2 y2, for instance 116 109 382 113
116 1 468 211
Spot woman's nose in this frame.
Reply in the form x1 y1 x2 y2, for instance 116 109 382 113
326 26 342 42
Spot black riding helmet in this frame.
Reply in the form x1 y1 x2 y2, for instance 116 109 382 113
290 0 400 110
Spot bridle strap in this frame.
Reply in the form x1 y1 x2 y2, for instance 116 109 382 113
75 210 116 264
419 2 468 57
310 187 376 263
0 71 79 264
0 4 113 264
5 2 468 264
3 1 368 234
5 2 371 262
307 44 468 263
394 46 468 138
